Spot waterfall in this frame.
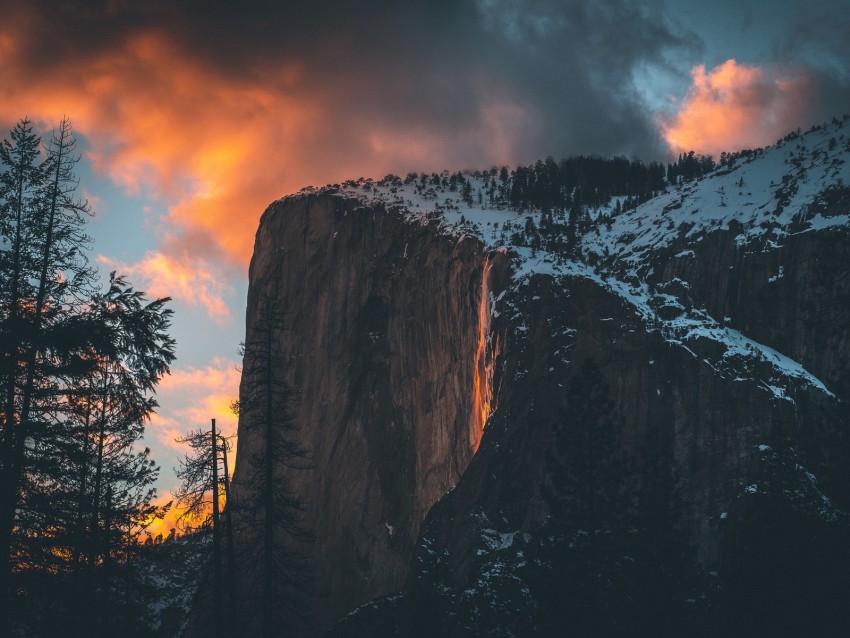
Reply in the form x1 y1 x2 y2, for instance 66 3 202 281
471 255 497 452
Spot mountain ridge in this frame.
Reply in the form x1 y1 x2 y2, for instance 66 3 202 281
196 117 850 636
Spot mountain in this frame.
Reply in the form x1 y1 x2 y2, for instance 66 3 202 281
197 117 850 636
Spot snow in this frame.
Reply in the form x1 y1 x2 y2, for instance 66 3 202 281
295 120 848 404
809 213 850 230
659 314 833 399
311 121 847 278
579 123 850 269
768 266 785 283
481 528 518 551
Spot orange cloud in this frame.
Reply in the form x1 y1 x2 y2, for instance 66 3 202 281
0 21 536 316
0 31 316 266
142 495 183 541
148 357 241 451
661 59 814 157
142 357 240 538
98 251 233 322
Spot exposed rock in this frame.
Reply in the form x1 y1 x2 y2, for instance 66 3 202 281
224 193 507 635
202 121 850 636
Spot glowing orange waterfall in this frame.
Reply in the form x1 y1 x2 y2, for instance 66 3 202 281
471 256 497 453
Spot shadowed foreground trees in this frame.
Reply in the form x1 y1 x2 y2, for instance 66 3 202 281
174 418 238 636
234 298 313 637
0 117 176 635
184 300 314 638
533 359 696 636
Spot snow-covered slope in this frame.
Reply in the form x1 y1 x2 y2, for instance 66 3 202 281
587 124 850 268
298 117 850 406
301 118 849 261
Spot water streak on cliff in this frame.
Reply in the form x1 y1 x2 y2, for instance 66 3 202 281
471 255 497 453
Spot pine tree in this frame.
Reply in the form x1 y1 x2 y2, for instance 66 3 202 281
533 360 634 635
0 119 49 593
235 297 313 637
0 118 176 633
20 272 173 633
0 119 96 490
173 418 238 636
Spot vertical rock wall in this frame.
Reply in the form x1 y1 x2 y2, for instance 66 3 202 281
228 192 497 634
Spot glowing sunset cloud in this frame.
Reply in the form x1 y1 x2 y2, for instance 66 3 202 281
661 59 814 157
142 358 240 538
144 494 223 540
0 23 537 322
148 358 241 452
98 251 234 322
143 498 186 540
0 31 316 264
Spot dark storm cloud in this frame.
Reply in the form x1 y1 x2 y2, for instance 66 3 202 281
468 0 701 158
3 0 699 162
777 2 850 123
2 0 846 312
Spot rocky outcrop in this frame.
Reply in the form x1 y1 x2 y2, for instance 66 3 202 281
226 192 508 635
219 123 850 636
330 225 850 637
654 227 850 396
652 227 850 504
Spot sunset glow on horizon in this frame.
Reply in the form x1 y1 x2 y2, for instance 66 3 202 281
142 359 240 539
143 492 225 541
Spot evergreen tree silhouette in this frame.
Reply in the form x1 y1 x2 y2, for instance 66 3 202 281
234 297 313 637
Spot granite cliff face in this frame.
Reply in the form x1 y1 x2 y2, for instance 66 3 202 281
225 120 850 636
226 193 509 635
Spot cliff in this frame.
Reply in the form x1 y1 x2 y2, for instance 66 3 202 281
222 193 510 635
220 120 850 636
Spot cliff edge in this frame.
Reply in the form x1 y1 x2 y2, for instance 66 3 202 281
215 120 850 636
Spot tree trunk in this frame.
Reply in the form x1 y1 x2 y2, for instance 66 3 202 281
89 375 108 567
221 435 239 631
0 147 31 601
103 485 113 572
73 384 94 567
211 418 223 634
1 121 69 599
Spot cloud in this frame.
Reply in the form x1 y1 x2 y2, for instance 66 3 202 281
0 28 317 268
143 496 186 539
148 357 241 451
141 358 240 537
143 492 220 539
660 59 815 157
97 251 234 322
0 0 696 279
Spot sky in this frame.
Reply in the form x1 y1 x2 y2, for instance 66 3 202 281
0 0 848 534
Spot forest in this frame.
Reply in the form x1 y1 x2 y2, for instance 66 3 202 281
402 151 717 214
0 118 177 635
0 118 316 637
